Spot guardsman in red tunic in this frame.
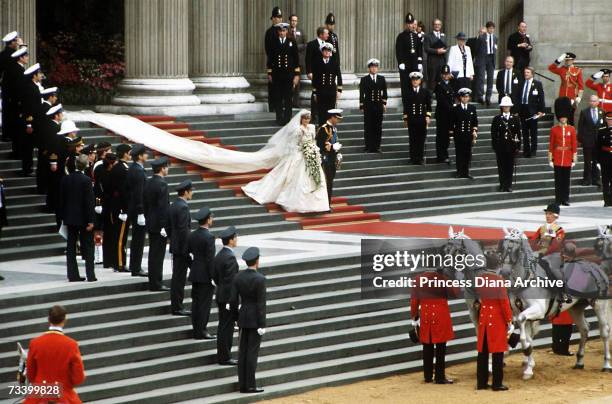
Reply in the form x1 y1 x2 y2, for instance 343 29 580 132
549 97 578 206
475 271 513 391
411 270 459 384
25 305 85 404
550 310 573 356
548 53 584 125
586 68 612 113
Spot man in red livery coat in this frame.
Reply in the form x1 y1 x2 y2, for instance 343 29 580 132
25 305 85 404
475 271 513 391
411 270 459 384
550 310 573 356
549 97 578 206
548 53 584 125
586 68 612 113
529 203 566 256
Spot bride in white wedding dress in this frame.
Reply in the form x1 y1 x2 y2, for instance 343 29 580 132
242 110 330 213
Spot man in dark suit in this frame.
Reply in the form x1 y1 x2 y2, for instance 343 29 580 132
403 71 432 165
187 207 216 340
144 156 170 291
495 56 521 108
36 87 58 194
0 31 20 143
474 22 497 106
359 58 387 153
518 67 546 157
4 46 28 157
19 63 44 176
126 144 149 277
423 19 448 91
109 144 132 272
316 109 343 208
396 13 422 107
435 65 455 164
267 22 300 125
450 88 479 179
58 154 96 282
311 42 342 126
578 95 604 186
231 247 267 394
214 226 239 365
305 26 329 123
40 104 64 215
168 179 193 316
264 6 283 112
507 21 533 74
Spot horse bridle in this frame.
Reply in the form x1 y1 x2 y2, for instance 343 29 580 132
500 238 537 283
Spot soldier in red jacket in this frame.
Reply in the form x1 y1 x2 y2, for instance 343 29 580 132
550 310 574 356
586 69 612 113
25 305 85 404
548 53 584 125
475 271 513 391
549 97 578 206
411 270 459 384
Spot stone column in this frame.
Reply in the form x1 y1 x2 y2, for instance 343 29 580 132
110 0 200 111
444 0 500 41
189 0 255 105
0 0 36 62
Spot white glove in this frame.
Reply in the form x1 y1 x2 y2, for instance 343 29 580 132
597 163 602 171
211 279 216 287
571 162 576 168
593 71 604 80
137 214 146 226
160 227 167 238
549 161 554 168
94 206 102 214
411 318 420 328
575 96 581 104
418 64 423 72
556 53 566 63
225 303 230 311
570 98 575 105
507 323 515 336
257 328 266 336
118 213 128 222
399 63 405 71
332 143 342 151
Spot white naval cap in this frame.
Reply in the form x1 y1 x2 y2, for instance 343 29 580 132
458 87 472 96
274 22 289 29
327 108 343 118
23 63 41 76
2 31 18 43
11 46 27 58
40 87 58 96
46 103 64 116
367 58 380 67
320 42 334 51
499 96 513 107
409 71 423 79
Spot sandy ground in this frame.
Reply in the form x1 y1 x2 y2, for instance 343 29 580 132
260 341 612 404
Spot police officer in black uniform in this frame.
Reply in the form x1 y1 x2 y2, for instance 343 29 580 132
231 246 267 394
144 156 170 291
325 13 339 66
312 42 342 126
95 151 117 269
187 207 216 340
359 58 387 153
450 88 479 179
597 111 612 207
109 143 132 272
491 96 522 192
126 144 149 277
435 65 456 164
396 13 422 111
265 6 283 112
267 22 300 125
20 63 44 176
316 109 343 207
168 179 193 316
403 71 432 165
214 225 239 365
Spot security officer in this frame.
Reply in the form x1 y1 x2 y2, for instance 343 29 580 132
359 58 387 153
586 69 612 113
109 143 132 272
548 52 584 125
267 22 300 125
450 88 478 179
491 96 522 192
231 246 267 394
549 97 577 206
316 109 343 207
20 63 44 176
126 144 149 277
187 207 216 340
435 65 455 164
596 111 612 206
312 42 342 126
144 156 170 291
325 13 339 66
168 179 193 316
411 270 458 384
396 13 422 109
214 226 239 365
265 6 283 112
403 71 432 165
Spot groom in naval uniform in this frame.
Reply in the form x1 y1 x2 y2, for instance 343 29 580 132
316 109 343 209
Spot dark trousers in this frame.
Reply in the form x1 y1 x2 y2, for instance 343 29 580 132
477 331 504 388
400 70 410 108
171 254 189 312
408 120 427 164
552 324 572 354
554 166 571 204
363 105 384 152
475 55 495 101
267 81 275 112
238 328 262 391
102 210 114 268
191 282 215 338
147 231 166 290
435 113 451 162
422 342 447 382
272 76 293 125
66 225 95 281
46 169 63 213
496 151 515 190
427 55 445 91
128 214 146 274
316 92 336 126
111 217 130 270
36 150 49 194
455 138 473 177
217 302 236 362
601 156 612 205
582 147 600 185
0 97 11 142
519 106 538 156
18 130 34 174
322 161 336 206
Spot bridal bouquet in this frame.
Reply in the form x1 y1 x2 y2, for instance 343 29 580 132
302 139 322 190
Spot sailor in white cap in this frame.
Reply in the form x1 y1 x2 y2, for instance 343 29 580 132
450 88 478 179
267 22 300 126
403 71 432 165
491 96 522 192
360 58 388 153
2 46 29 156
312 42 342 126
1 31 21 142
18 63 45 176
40 87 59 115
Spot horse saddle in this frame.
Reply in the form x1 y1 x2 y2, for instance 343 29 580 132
563 259 609 299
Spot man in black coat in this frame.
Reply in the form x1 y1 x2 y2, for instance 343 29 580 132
578 96 604 186
0 32 21 143
4 46 28 157
305 26 329 123
473 23 497 106
596 113 612 206
214 226 239 365
168 179 193 316
231 247 267 394
316 109 343 208
507 22 533 74
311 42 342 126
265 6 283 112
423 19 448 91
95 151 116 269
359 58 387 153
435 65 455 164
267 23 300 125
35 87 59 194
403 71 432 165
58 154 96 282
126 144 149 277
517 67 546 157
187 207 216 339
491 96 522 192
44 105 67 226
495 56 521 108
18 63 44 176
396 13 422 108
450 88 479 179
108 143 132 272
144 156 170 291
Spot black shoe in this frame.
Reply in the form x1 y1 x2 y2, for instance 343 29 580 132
485 100 491 107
506 187 513 192
561 202 570 206
477 384 491 390
424 379 433 383
87 278 98 282
435 378 454 384
219 359 238 366
69 277 86 282
131 270 149 277
172 310 191 316
150 285 170 291
115 267 129 273
241 388 264 393
201 332 216 340
492 385 509 391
